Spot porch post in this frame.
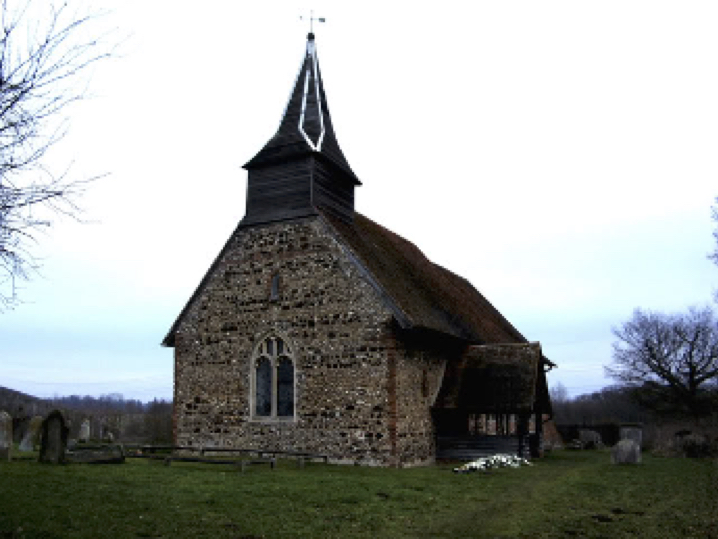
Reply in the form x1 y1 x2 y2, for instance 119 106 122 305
517 413 529 457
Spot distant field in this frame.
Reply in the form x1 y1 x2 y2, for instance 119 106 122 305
0 450 716 538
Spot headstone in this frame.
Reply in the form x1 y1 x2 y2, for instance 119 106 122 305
579 429 602 449
611 439 641 464
0 411 12 461
619 425 643 447
79 419 91 442
19 415 43 452
39 410 69 464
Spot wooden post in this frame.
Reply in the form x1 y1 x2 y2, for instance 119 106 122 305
536 411 544 456
517 414 529 458
529 410 544 458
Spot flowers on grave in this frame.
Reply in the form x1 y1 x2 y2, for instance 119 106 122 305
453 453 532 473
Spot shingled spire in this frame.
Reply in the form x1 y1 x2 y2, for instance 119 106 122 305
242 33 360 227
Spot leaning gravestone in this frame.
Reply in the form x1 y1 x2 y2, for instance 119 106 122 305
19 415 44 452
611 439 641 465
0 411 12 461
79 419 91 442
39 410 69 464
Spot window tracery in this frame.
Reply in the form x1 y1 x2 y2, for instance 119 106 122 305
252 335 295 419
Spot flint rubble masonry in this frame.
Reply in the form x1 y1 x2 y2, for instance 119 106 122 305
173 217 445 466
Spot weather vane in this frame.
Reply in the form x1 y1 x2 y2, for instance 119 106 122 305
300 10 325 34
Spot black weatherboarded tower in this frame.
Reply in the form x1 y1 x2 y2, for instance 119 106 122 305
242 32 360 226
164 32 554 466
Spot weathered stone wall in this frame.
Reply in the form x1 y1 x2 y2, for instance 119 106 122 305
385 336 448 466
174 216 403 465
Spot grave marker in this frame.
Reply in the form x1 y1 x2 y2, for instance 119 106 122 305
619 424 643 447
0 411 12 461
611 439 641 465
19 415 44 452
39 410 69 464
79 419 91 442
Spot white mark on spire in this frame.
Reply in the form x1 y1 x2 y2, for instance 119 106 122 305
298 37 325 151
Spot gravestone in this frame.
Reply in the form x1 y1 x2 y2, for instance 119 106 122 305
19 415 43 452
39 410 69 464
0 411 12 461
79 419 91 442
93 418 103 440
619 424 643 447
611 439 641 465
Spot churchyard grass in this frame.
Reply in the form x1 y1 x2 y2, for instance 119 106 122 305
0 450 715 538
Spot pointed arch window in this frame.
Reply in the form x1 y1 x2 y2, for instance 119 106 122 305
255 358 272 417
252 335 296 420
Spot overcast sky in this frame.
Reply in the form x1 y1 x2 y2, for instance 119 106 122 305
1 1 717 401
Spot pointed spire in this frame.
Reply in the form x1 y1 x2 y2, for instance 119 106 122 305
244 33 360 185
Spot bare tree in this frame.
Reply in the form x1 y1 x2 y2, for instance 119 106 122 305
711 197 718 269
606 307 718 417
0 0 115 309
549 381 568 404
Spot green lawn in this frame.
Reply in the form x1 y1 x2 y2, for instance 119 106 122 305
0 451 716 538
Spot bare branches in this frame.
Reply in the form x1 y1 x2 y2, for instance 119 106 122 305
710 197 718 267
606 307 718 417
0 0 116 309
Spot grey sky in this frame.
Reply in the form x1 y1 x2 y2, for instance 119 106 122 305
1 1 716 400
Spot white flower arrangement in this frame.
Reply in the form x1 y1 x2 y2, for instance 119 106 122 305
453 453 532 473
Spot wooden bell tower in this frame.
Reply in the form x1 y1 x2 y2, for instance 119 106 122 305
241 33 360 227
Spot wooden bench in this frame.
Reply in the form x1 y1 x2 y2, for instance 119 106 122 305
273 451 329 467
162 455 276 472
123 445 192 458
127 444 329 470
66 443 126 464
196 447 329 467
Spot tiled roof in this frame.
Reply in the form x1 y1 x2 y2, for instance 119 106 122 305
435 343 542 412
323 211 527 344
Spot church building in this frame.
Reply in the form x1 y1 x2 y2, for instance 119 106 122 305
163 32 554 467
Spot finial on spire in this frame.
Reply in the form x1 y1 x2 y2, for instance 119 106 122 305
300 10 325 37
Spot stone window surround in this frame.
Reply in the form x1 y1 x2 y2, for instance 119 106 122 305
249 331 297 423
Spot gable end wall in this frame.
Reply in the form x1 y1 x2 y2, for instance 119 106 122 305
173 216 407 465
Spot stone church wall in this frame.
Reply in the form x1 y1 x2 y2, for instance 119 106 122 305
388 337 450 466
173 216 403 465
